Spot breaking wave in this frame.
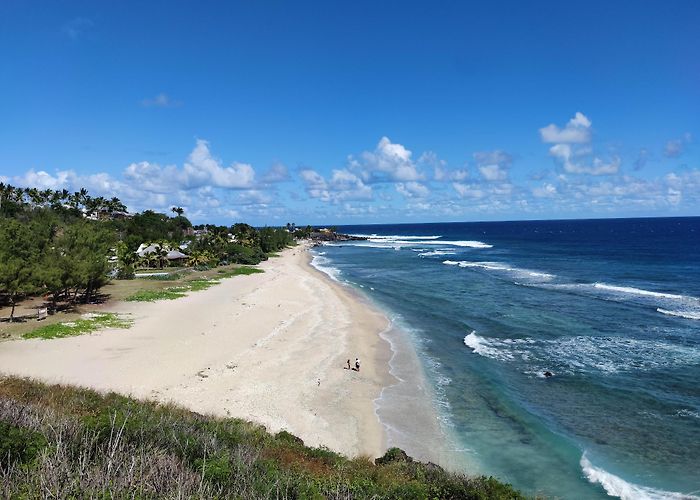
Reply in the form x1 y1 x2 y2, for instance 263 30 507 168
580 454 700 500
656 309 700 321
444 260 555 281
344 234 493 249
462 331 699 375
418 250 457 257
592 283 692 302
530 282 700 320
310 253 341 282
350 234 442 240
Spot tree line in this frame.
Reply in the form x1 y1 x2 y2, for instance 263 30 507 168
0 183 295 321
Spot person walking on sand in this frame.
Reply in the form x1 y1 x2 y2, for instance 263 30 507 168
355 358 361 372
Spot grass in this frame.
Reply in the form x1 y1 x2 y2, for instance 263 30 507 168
127 266 264 302
136 272 186 281
1 265 265 341
216 266 265 278
0 377 526 499
21 313 133 340
125 288 188 302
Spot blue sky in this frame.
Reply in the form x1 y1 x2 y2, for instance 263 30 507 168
1 1 698 225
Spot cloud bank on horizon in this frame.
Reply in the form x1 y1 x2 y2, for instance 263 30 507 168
2 112 697 224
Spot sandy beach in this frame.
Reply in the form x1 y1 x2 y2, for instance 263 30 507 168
0 245 395 458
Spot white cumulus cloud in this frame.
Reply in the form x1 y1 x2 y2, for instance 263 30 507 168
350 136 424 182
396 181 429 198
474 150 512 182
548 143 620 175
539 112 592 144
299 168 372 203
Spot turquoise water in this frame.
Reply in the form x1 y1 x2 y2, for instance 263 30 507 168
312 218 700 499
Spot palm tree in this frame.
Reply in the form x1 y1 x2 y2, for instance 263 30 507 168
156 247 169 269
171 206 184 217
109 197 127 213
25 187 42 207
146 253 160 269
40 189 52 206
187 251 212 267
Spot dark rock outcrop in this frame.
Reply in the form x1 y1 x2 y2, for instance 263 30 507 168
310 231 367 243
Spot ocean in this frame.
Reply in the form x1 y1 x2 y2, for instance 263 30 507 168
310 217 700 500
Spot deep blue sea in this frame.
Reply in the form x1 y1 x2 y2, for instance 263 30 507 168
311 217 700 500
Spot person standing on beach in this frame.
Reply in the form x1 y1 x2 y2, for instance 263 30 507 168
346 359 351 370
355 358 360 372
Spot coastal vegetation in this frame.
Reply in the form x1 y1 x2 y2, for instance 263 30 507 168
126 266 264 302
0 377 524 499
0 183 293 323
21 313 132 340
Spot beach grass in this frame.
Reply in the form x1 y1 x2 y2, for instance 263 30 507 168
125 288 188 302
126 267 264 302
22 313 133 340
216 266 265 277
185 279 219 291
0 377 525 499
136 272 186 281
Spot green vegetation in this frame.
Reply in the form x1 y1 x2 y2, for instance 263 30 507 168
137 272 186 281
126 267 263 302
22 313 133 340
0 377 525 499
0 421 48 466
0 182 294 322
125 288 189 302
217 266 265 277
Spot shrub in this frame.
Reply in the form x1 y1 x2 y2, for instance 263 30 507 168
116 264 135 280
0 421 47 467
375 447 413 465
0 377 525 499
195 452 232 485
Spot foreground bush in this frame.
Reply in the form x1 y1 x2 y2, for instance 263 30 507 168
0 377 525 499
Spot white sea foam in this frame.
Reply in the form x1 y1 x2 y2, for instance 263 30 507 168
418 240 492 248
462 331 699 375
657 308 700 320
351 234 442 241
675 409 700 419
580 454 699 500
418 250 457 257
366 239 492 248
443 260 555 281
528 282 700 320
463 331 515 361
345 234 493 249
309 254 341 282
593 283 694 302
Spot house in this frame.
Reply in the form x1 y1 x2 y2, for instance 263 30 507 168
135 243 188 261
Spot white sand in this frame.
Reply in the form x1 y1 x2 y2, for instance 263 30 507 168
0 245 395 458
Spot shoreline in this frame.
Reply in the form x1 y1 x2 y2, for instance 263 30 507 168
0 245 391 459
308 246 471 471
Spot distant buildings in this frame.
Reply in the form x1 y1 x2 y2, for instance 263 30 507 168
135 243 188 262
